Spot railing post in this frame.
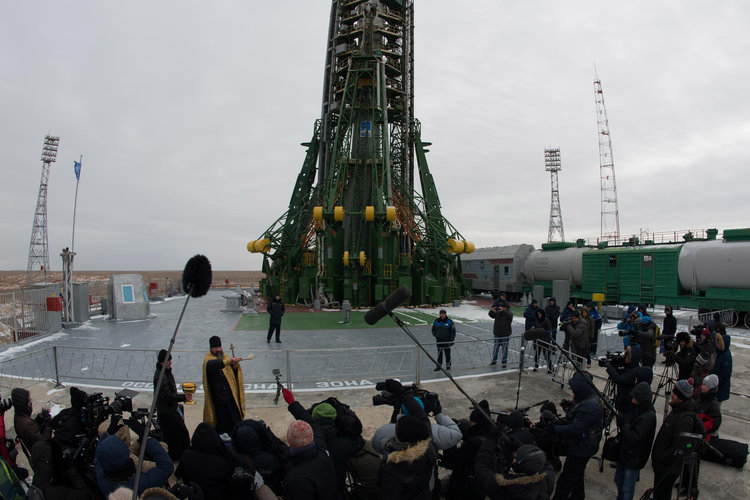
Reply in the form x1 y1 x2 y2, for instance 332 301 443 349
285 350 292 389
414 345 420 384
53 346 63 387
11 291 17 343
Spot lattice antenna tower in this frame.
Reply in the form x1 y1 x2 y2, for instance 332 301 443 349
545 148 565 242
26 135 59 285
594 72 620 243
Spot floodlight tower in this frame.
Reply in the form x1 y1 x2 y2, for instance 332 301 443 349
545 148 565 243
247 0 473 306
594 73 620 244
26 135 59 285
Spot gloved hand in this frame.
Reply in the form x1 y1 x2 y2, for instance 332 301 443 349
0 398 12 414
106 415 125 436
384 379 403 395
126 417 147 441
282 388 295 405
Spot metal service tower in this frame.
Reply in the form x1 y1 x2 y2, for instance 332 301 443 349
248 0 473 307
26 135 59 285
594 73 620 244
545 148 565 243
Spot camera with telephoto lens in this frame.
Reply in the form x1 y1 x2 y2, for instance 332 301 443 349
0 398 12 414
598 351 626 369
372 382 440 414
690 322 707 340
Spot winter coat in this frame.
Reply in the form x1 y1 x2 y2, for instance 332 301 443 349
474 439 554 500
633 319 656 367
488 309 513 338
346 440 381 500
582 316 595 345
544 299 560 329
50 407 86 451
378 438 438 500
533 314 552 334
232 420 286 494
175 423 235 500
267 299 285 325
662 314 677 337
523 305 539 331
283 403 341 500
559 306 576 331
565 320 588 356
554 376 603 458
695 390 722 435
30 440 90 500
651 398 702 474
616 383 656 470
711 334 732 402
372 413 462 457
432 317 456 344
673 342 697 381
605 345 643 413
442 420 496 500
154 366 186 415
95 436 173 497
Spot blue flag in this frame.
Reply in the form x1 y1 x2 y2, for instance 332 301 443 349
74 160 81 180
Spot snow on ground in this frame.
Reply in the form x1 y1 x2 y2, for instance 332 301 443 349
49 403 66 418
0 331 68 361
46 387 65 395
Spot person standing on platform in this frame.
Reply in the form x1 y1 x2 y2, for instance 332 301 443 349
432 309 456 371
202 336 246 435
267 294 285 343
154 349 191 461
489 301 513 367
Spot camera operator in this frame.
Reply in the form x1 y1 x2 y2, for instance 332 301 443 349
504 411 535 448
661 306 677 354
603 345 643 415
612 382 656 500
50 387 88 451
154 349 190 461
559 301 577 350
11 387 52 452
531 402 563 472
616 306 638 348
562 311 588 360
374 379 438 500
650 379 704 500
475 441 554 500
668 332 696 381
630 312 656 369
551 372 603 500
442 400 495 500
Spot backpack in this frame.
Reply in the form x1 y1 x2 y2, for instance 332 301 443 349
311 397 363 438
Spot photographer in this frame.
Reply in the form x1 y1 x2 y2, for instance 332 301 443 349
489 301 513 367
11 387 52 452
475 441 554 500
650 379 704 500
630 313 656 368
154 349 190 461
30 440 91 500
669 332 696 381
559 301 577 350
603 345 643 415
616 306 638 348
562 311 588 360
231 419 288 496
50 387 88 451
531 403 563 472
613 382 656 500
551 373 603 500
376 379 437 500
580 307 595 366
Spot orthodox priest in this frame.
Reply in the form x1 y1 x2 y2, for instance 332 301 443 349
202 335 245 435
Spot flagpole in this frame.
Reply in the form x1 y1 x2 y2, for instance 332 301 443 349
72 155 82 253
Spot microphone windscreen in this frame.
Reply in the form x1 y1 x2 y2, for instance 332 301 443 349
364 286 412 325
523 328 550 341
364 302 388 325
182 254 213 298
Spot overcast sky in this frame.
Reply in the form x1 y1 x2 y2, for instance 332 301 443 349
2 1 748 271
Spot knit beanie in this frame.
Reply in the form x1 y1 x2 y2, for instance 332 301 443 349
311 402 337 420
287 420 314 449
702 374 719 392
209 336 222 348
395 414 430 443
673 379 693 401
514 444 547 475
96 435 131 472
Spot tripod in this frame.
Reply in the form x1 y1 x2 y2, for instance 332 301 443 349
596 378 618 472
653 361 678 420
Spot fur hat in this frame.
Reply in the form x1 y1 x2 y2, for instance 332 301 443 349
676 331 690 344
673 379 693 401
287 420 314 448
396 414 430 443
311 402 337 420
514 445 547 474
209 336 222 348
702 374 719 392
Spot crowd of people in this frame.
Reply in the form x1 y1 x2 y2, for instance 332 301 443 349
0 301 739 500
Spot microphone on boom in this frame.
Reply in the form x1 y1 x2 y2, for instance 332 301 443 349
182 254 213 298
364 285 412 325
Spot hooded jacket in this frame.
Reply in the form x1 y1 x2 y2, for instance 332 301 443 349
30 440 90 500
232 420 285 488
431 316 456 344
154 363 186 415
662 308 677 336
673 338 697 381
544 299 560 328
711 334 732 402
202 351 245 427
95 436 173 497
554 374 603 458
176 422 235 500
565 319 588 354
616 382 656 470
523 304 539 331
651 397 702 473
442 418 496 500
632 316 656 367
379 438 439 500
695 389 722 435
475 440 554 500
605 345 643 413
11 388 51 452
488 308 513 338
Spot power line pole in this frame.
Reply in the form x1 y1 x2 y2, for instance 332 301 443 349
594 72 620 244
26 135 59 286
545 148 565 242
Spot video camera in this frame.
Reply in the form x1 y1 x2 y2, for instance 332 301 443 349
372 381 440 415
80 389 144 434
691 322 707 340
598 351 627 369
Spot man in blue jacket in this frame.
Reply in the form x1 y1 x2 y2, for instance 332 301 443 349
95 434 173 496
432 310 456 371
552 372 603 500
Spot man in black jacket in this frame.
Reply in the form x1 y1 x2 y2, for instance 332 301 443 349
154 349 190 461
489 301 513 367
552 372 603 500
614 382 656 500
603 345 642 415
650 379 704 500
669 332 696 381
475 441 555 500
266 294 285 343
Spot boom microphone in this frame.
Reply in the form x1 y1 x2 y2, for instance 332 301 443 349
523 327 550 341
182 254 213 297
364 285 412 325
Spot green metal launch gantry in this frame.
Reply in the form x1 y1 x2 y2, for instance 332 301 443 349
248 0 474 307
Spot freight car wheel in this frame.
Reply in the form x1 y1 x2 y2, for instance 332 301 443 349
743 311 750 329
729 311 740 327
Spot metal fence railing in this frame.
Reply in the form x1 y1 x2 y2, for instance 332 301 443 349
0 287 62 343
